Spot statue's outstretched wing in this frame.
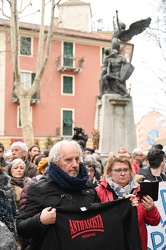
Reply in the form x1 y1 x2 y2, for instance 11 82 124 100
118 17 151 42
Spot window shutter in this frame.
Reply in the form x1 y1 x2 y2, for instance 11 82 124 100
63 110 73 136
63 76 73 94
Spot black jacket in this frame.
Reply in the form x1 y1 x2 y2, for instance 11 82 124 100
16 175 99 249
0 170 18 217
0 157 7 167
138 165 166 181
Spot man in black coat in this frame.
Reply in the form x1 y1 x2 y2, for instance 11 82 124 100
72 127 88 149
16 140 99 249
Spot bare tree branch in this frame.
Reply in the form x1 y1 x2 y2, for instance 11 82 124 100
35 0 57 80
10 0 21 85
0 0 10 18
36 0 45 71
20 0 32 13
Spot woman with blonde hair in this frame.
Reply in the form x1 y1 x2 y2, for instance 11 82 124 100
96 154 160 250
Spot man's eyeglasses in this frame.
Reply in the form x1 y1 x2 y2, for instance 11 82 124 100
112 168 130 174
136 154 143 157
88 170 95 173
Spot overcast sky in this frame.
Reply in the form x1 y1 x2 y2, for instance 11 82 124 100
1 0 165 124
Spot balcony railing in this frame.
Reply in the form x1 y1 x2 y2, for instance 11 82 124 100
56 55 84 72
12 90 40 104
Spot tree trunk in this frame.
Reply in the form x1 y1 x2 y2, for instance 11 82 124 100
19 95 34 147
7 0 59 148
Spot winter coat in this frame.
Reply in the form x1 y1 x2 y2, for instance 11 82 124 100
19 175 43 212
132 161 140 174
10 177 31 209
0 157 7 167
96 179 160 250
138 165 166 182
0 169 20 248
16 174 100 250
0 170 18 217
24 159 37 178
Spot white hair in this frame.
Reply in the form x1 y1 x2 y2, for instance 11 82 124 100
132 148 143 156
10 158 26 169
48 140 83 163
11 141 28 153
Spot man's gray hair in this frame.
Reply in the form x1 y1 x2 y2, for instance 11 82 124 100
11 141 28 153
48 140 83 163
132 148 143 156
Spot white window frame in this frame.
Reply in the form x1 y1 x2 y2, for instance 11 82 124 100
61 108 75 137
62 41 75 67
20 71 32 90
61 74 75 96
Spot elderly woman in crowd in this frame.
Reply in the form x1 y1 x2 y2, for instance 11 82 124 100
19 157 49 212
96 154 160 250
7 158 30 209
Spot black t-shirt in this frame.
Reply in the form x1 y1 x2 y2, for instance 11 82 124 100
40 199 142 250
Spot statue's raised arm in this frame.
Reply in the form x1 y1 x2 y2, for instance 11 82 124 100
112 10 127 51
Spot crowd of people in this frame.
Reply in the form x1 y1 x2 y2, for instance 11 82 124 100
0 140 165 250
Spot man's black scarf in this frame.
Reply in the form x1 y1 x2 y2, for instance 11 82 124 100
47 162 88 191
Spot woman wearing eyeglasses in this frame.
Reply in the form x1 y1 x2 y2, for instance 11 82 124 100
96 154 160 250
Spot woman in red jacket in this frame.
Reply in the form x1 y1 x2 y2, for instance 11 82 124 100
96 154 160 250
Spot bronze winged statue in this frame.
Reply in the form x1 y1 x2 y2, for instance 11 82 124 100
98 11 151 99
112 10 151 50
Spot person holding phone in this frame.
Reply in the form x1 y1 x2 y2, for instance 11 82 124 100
96 154 160 250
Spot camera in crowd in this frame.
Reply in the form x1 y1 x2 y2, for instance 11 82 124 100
74 127 83 135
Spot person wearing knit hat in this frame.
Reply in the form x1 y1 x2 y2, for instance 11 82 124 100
83 147 95 158
37 157 48 174
85 164 99 187
84 155 101 185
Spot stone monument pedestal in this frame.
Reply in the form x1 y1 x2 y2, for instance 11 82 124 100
95 94 137 162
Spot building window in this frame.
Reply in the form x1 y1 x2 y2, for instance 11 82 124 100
21 72 32 89
20 36 32 56
20 72 37 99
63 76 73 94
13 72 38 101
17 106 32 128
63 42 74 67
62 110 73 136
